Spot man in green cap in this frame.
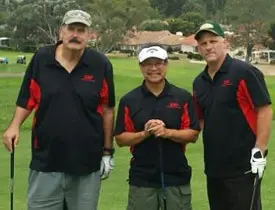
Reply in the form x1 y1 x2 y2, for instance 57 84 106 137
192 22 273 210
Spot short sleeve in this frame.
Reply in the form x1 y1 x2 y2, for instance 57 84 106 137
100 59 115 108
114 98 135 135
243 66 271 107
16 53 40 110
180 95 201 131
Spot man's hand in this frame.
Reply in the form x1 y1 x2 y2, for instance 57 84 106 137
146 120 168 138
3 126 19 152
250 147 267 178
100 155 115 180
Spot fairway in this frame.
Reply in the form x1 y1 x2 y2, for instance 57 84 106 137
0 52 274 209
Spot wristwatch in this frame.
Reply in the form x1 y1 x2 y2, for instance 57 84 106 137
103 147 115 156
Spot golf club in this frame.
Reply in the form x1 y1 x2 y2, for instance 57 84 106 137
10 138 15 210
158 139 167 210
249 149 268 210
249 174 260 210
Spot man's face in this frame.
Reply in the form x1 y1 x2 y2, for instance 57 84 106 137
197 32 228 64
60 23 90 51
139 58 167 84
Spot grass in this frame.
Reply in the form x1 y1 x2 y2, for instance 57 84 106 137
0 51 274 209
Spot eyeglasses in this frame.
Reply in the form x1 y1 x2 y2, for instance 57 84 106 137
141 61 166 68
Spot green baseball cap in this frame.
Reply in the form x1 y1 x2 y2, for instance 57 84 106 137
194 22 224 40
62 10 92 27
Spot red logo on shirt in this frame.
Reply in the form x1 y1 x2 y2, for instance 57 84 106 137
222 79 232 87
81 74 95 82
167 101 181 109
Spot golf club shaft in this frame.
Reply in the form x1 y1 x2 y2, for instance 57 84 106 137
249 174 259 210
158 139 167 210
10 139 15 210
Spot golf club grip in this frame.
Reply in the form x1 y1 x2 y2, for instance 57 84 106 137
249 175 260 210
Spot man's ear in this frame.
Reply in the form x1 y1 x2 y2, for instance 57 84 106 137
223 38 230 49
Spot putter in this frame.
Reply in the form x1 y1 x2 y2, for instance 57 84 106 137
158 139 167 210
10 139 15 210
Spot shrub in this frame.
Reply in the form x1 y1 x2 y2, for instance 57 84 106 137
168 56 180 60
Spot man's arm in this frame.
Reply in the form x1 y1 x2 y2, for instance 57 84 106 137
163 128 199 143
255 105 273 152
9 106 32 128
102 106 115 152
115 131 147 147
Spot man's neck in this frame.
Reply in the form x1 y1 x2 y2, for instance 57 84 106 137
145 80 166 96
55 44 84 72
207 54 227 79
61 45 84 62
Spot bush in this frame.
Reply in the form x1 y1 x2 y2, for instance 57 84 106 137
168 56 180 60
167 47 173 54
119 49 134 54
270 60 275 65
187 52 203 60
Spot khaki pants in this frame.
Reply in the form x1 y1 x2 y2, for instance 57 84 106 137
28 170 101 210
127 184 192 210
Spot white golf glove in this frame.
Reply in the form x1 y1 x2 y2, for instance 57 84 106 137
100 155 114 180
250 147 267 178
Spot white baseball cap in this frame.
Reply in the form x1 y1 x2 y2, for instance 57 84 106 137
138 46 168 63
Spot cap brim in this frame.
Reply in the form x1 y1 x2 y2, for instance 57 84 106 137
194 29 219 40
64 18 91 27
139 56 166 63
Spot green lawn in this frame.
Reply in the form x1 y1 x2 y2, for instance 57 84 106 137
0 51 274 209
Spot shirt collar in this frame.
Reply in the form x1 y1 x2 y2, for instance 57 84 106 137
46 40 89 67
202 54 233 79
141 79 173 97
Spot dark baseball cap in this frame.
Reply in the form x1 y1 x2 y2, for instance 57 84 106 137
195 22 224 40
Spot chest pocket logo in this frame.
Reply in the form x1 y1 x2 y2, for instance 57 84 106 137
81 74 95 82
167 101 181 109
221 79 232 87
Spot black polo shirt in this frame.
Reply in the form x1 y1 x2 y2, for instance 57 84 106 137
16 42 115 175
193 54 271 178
115 81 200 188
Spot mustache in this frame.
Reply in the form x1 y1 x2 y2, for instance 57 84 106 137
69 38 81 43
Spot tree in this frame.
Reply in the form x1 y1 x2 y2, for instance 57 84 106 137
88 0 158 53
268 22 275 50
180 12 205 30
139 19 169 31
225 0 275 62
181 0 204 14
268 22 275 40
167 18 195 35
6 0 80 51
149 0 187 17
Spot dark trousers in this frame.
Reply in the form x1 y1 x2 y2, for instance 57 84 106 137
207 173 262 210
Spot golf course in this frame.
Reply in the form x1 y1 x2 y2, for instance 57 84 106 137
0 50 274 210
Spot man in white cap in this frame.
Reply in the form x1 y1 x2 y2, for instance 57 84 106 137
114 44 200 210
3 9 116 210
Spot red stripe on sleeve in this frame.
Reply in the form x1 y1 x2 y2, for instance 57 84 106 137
124 106 136 154
193 92 203 120
27 79 41 110
96 79 109 116
237 80 257 134
180 103 190 129
124 106 135 132
27 79 41 149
